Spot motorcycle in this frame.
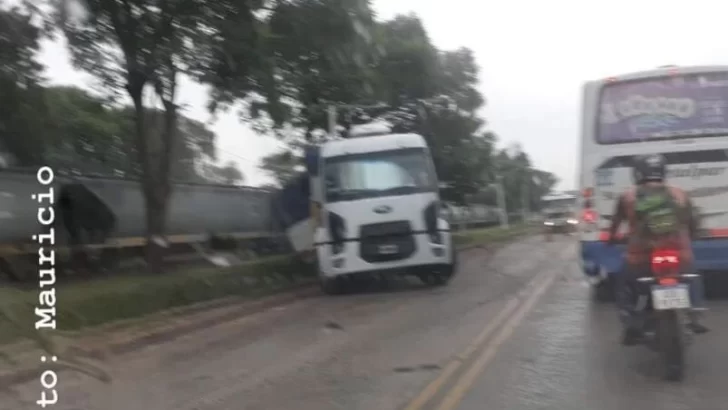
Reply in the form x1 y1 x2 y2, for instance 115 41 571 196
633 248 702 381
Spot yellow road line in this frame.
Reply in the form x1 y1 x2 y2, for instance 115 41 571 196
401 272 548 410
435 270 558 410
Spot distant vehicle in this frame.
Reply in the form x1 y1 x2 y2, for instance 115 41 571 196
578 65 728 300
540 192 578 240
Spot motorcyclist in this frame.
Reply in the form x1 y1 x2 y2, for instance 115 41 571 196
606 153 709 346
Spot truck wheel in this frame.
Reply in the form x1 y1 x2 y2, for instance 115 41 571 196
419 269 452 287
320 276 344 295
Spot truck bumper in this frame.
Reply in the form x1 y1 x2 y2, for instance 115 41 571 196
317 232 454 278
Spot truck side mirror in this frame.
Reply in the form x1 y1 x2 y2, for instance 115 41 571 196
304 145 319 176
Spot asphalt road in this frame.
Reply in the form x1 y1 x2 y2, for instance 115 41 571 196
3 235 727 410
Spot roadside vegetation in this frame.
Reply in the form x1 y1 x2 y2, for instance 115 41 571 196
1 0 550 389
0 225 533 347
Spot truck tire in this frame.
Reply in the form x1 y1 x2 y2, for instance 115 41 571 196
320 276 344 295
419 265 454 287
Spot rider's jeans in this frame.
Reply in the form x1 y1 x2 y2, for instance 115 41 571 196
615 261 706 330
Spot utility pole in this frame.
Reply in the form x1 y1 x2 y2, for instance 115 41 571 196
327 104 337 138
521 169 530 223
495 175 509 229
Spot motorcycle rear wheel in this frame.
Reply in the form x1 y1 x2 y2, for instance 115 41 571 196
657 310 684 381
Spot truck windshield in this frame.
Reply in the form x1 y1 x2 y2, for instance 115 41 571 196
542 198 576 209
323 147 437 203
545 211 570 219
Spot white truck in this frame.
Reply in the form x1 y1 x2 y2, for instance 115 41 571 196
303 122 457 294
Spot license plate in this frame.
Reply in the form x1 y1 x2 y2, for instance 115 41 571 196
651 284 691 310
377 244 399 254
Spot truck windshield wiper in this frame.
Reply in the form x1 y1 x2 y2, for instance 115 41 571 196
329 189 375 200
376 186 420 196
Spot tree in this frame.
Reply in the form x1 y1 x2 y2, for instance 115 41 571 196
260 148 305 187
0 3 47 167
372 15 440 106
202 160 244 185
253 12 498 200
113 107 219 181
42 86 126 173
492 143 558 213
4 84 217 180
49 0 267 270
364 15 493 203
232 0 378 141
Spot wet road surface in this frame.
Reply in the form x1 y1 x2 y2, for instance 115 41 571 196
2 235 727 410
449 254 728 410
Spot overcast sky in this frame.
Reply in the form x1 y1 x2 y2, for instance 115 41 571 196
38 0 728 189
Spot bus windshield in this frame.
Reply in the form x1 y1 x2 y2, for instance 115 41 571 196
597 71 728 144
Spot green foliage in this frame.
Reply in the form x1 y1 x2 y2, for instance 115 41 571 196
0 255 317 346
257 11 556 204
452 224 533 247
0 4 47 166
2 82 228 181
259 147 306 187
202 160 245 185
494 143 559 212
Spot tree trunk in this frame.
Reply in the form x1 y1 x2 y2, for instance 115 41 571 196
143 186 169 273
144 104 176 273
127 73 168 273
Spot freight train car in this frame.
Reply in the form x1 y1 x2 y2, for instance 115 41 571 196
0 168 287 279
1 167 507 281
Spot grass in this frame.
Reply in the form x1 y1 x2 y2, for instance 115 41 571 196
0 255 315 346
453 223 533 247
0 224 533 347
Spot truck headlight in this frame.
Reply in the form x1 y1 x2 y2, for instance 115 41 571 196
544 221 554 226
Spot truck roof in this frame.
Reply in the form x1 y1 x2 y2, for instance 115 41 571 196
321 133 428 157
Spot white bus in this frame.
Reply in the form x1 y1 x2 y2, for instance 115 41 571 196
578 65 728 299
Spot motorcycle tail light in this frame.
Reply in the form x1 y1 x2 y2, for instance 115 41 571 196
651 249 680 276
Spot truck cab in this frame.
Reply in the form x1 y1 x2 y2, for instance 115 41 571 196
309 122 456 294
540 192 578 239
